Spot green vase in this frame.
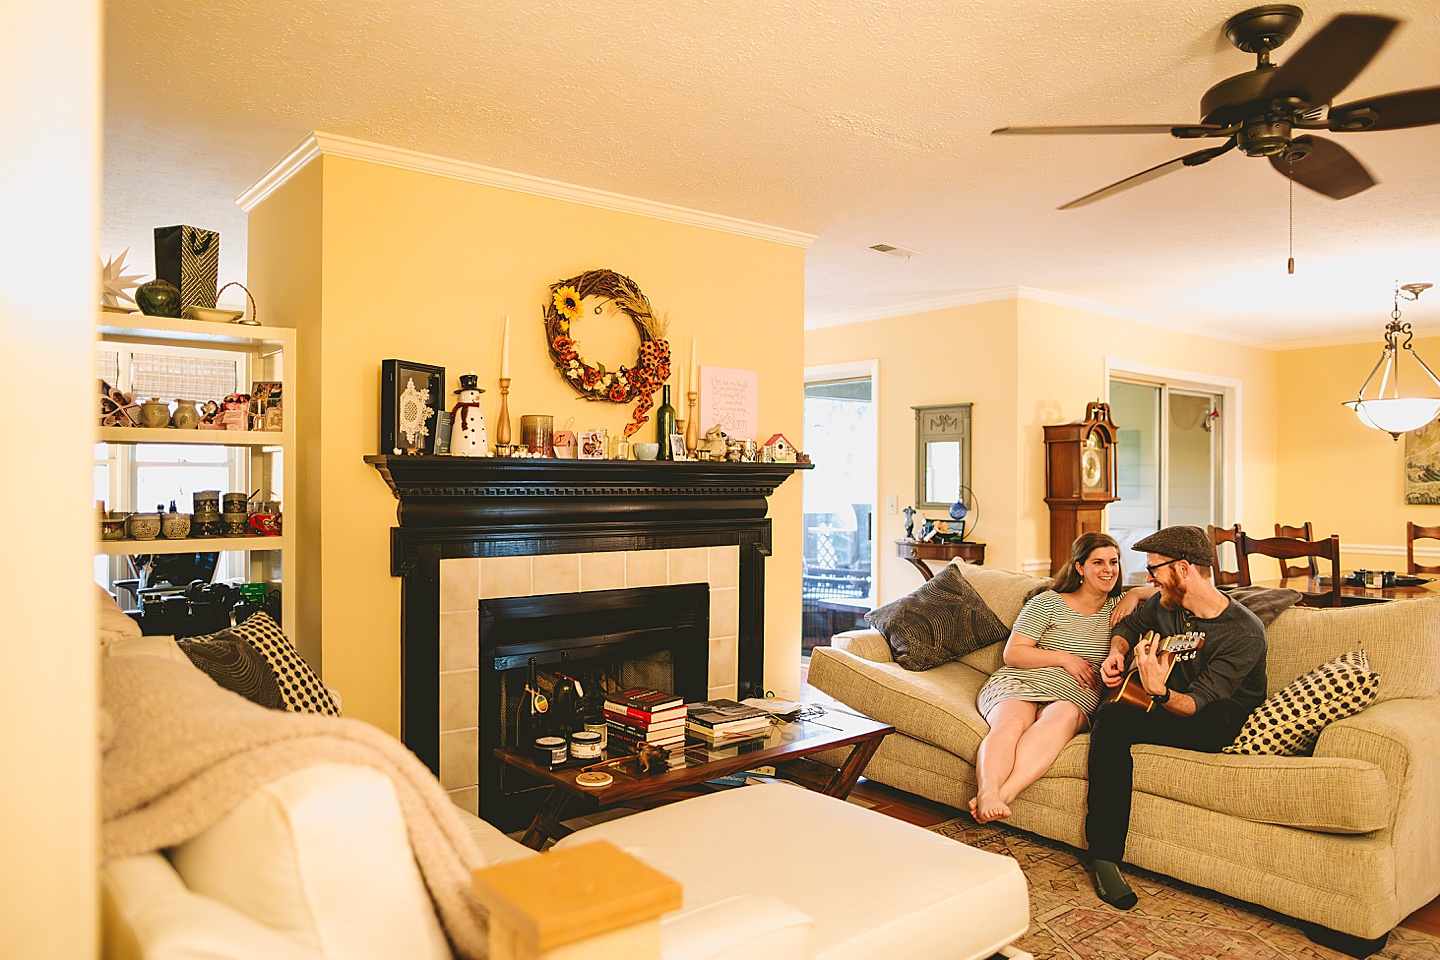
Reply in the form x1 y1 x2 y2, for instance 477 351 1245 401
135 279 182 317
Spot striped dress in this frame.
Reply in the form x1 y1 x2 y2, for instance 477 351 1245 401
976 590 1118 719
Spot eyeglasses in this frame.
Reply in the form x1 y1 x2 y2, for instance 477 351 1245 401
1145 558 1182 577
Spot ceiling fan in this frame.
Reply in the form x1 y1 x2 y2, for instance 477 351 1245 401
993 4 1440 209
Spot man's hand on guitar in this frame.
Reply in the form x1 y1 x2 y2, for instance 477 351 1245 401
1132 631 1176 697
1099 649 1127 688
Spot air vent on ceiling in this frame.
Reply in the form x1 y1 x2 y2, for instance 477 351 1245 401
869 243 920 260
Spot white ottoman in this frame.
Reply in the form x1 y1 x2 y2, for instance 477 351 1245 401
556 784 1029 960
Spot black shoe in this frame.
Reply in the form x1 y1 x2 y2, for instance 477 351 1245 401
1091 859 1138 910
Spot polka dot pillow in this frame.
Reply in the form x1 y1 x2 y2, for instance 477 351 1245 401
193 613 340 716
1224 650 1378 757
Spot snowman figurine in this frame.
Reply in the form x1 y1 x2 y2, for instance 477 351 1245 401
450 372 490 457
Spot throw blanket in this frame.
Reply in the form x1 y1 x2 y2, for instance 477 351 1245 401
101 655 487 960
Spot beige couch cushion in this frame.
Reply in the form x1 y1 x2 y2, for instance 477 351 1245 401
1130 746 1390 834
947 560 1051 627
1265 597 1440 702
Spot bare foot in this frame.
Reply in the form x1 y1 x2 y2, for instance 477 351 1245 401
967 797 980 820
973 791 1012 823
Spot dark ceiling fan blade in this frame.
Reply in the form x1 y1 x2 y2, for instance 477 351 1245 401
1059 138 1237 209
1330 86 1440 131
1261 14 1398 108
993 123 1225 137
1269 135 1375 199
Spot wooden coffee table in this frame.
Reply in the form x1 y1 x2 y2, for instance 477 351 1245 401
496 699 893 850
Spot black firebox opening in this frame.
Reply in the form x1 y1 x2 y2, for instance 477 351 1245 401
478 583 709 830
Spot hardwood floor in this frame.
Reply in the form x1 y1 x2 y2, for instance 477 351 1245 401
849 776 1440 936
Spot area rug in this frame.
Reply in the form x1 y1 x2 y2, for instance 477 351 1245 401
928 817 1440 960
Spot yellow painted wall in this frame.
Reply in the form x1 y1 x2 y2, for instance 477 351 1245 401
1277 335 1440 572
1016 299 1279 573
0 0 101 954
250 154 806 733
806 300 1021 601
806 298 1281 602
245 161 323 668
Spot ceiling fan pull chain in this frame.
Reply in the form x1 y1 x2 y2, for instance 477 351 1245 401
1287 157 1295 275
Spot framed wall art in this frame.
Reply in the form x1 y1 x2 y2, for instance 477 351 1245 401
1405 419 1440 504
381 359 445 455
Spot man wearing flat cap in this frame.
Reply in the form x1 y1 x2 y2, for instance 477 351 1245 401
1085 524 1267 910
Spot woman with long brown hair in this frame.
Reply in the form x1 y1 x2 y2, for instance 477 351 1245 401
970 532 1124 823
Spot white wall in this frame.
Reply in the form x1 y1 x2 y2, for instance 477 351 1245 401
0 2 103 956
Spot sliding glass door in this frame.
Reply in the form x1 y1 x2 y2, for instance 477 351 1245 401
1108 379 1224 584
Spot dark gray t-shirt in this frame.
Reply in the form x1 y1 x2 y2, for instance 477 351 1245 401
1114 594 1267 712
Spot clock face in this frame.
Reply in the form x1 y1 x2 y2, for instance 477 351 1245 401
1081 433 1107 492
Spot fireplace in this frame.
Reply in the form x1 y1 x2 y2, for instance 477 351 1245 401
366 455 808 821
480 583 709 827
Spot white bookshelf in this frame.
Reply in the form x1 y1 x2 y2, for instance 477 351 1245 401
96 310 298 643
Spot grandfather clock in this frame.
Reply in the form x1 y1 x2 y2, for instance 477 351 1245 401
1044 401 1119 576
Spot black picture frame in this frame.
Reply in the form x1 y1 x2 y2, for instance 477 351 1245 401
381 360 446 455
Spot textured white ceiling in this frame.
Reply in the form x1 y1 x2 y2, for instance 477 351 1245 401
102 0 1440 344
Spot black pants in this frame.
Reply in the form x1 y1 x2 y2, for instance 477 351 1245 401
1084 697 1249 862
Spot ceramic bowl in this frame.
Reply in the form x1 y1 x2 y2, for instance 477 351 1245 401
220 512 249 536
160 513 192 539
100 518 127 541
127 513 161 540
634 442 660 460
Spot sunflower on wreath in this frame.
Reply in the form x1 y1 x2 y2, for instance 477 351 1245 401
544 269 670 437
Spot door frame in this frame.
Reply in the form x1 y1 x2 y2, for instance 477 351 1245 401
1104 358 1243 527
803 360 880 601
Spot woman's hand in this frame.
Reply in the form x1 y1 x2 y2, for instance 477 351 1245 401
1060 654 1097 689
1109 586 1156 627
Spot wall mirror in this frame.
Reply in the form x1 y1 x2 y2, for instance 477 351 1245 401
914 403 972 510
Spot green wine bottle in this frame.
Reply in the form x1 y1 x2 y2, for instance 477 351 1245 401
656 385 677 459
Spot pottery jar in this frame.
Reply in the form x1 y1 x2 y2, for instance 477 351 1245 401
127 512 161 540
139 398 171 429
160 513 191 539
172 399 201 429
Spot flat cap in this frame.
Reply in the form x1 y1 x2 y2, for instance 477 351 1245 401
1132 525 1215 568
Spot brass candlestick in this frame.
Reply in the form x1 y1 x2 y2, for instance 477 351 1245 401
496 377 512 448
684 391 699 456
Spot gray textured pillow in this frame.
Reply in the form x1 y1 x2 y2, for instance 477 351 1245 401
177 636 284 710
864 563 1010 671
1227 585 1305 626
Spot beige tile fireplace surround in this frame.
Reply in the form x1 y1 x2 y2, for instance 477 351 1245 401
438 546 741 814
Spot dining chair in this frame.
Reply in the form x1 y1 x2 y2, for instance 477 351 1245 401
1406 522 1440 575
1236 532 1342 607
1273 521 1319 578
1206 524 1243 587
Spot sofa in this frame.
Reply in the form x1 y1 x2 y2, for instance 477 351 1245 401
98 599 1031 960
808 560 1440 946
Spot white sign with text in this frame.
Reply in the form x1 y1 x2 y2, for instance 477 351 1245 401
697 366 758 441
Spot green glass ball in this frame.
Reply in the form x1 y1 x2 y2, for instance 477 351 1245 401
135 279 182 317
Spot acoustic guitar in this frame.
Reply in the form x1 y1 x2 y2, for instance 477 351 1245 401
1100 630 1204 712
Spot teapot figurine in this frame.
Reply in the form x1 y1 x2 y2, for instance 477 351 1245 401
139 398 171 428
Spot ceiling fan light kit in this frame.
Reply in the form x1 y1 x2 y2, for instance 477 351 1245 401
992 5 1440 209
1344 283 1440 440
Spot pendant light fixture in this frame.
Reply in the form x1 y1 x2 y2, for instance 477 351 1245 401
1343 282 1438 440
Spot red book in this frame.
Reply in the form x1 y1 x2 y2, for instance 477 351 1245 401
612 688 684 712
604 711 685 733
602 701 687 724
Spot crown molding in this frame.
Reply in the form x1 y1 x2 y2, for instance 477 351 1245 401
237 133 815 248
807 286 1029 328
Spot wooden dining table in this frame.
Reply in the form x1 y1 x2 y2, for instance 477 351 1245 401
1242 575 1440 605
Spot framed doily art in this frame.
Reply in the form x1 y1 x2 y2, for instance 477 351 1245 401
545 269 670 437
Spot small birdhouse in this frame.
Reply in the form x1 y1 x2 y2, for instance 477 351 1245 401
763 433 797 463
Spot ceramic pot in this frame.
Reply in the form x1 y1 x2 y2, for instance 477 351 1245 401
220 512 249 537
172 399 200 429
247 513 281 536
223 492 249 514
139 398 171 429
160 513 191 539
192 490 221 514
191 510 222 537
135 279 182 318
127 512 161 540
100 518 126 541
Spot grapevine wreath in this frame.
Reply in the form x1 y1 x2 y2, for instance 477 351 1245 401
544 269 670 437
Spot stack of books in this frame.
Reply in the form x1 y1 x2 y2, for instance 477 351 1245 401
686 699 774 746
604 688 687 760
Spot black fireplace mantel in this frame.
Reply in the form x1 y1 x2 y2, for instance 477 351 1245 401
364 455 809 526
366 454 809 774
